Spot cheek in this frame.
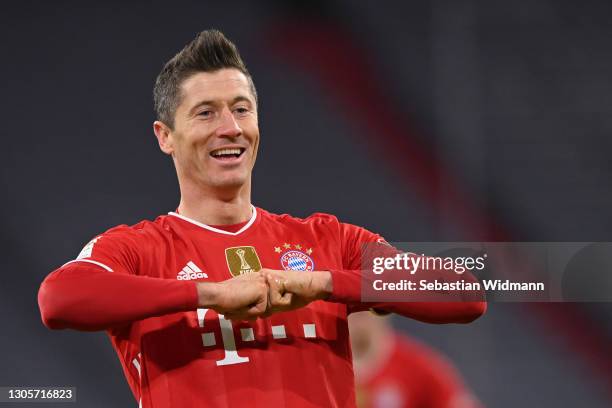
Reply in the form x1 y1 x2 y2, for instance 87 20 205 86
250 137 260 165
249 128 260 153
180 130 210 156
173 139 208 168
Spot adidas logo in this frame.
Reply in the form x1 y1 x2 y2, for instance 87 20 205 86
177 261 208 280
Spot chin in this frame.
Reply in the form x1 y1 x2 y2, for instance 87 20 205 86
210 175 248 190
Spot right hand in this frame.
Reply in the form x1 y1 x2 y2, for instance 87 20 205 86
196 272 268 320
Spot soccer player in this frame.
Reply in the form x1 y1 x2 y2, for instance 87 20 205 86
37 30 486 407
349 312 482 408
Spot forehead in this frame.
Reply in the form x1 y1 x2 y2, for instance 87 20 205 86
179 69 253 108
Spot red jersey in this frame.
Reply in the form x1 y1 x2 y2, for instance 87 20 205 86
38 207 485 408
355 335 482 408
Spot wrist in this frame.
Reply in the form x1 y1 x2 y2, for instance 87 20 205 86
196 282 220 308
314 271 333 300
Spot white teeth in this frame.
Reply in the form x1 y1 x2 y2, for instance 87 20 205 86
211 148 242 157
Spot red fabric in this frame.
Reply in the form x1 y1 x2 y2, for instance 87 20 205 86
37 208 485 408
38 264 198 331
328 222 486 322
329 268 486 323
210 220 249 233
355 334 482 408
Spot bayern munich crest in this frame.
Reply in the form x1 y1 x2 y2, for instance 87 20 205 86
275 243 315 271
280 250 314 271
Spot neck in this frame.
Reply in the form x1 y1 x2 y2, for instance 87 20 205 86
177 178 253 226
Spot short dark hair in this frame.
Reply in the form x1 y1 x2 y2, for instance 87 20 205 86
153 29 257 128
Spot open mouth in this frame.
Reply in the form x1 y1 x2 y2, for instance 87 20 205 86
210 147 246 161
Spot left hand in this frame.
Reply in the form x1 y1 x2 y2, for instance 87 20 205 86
260 268 333 314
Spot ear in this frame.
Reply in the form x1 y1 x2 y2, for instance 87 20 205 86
153 121 174 155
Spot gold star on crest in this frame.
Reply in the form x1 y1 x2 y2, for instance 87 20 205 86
283 243 291 249
306 248 313 255
274 247 281 253
295 244 302 250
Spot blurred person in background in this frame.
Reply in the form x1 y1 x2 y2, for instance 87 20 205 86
350 311 482 408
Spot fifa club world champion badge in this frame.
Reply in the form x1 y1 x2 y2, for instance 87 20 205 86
275 243 315 271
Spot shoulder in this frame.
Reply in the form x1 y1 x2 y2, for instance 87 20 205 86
70 216 170 264
260 208 342 229
258 208 381 243
266 210 340 225
93 215 174 244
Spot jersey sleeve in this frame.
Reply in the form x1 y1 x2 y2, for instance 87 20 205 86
328 222 487 324
65 225 144 275
37 225 198 331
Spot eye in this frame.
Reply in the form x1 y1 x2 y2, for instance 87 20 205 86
234 107 250 115
198 110 213 118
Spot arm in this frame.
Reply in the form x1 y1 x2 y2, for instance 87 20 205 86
262 268 485 324
38 226 268 331
327 268 486 324
264 218 486 324
38 262 198 331
38 262 269 331
336 222 486 323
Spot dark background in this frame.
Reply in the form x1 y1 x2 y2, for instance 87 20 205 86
2 0 611 406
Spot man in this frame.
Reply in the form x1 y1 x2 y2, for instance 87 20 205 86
38 30 485 407
349 312 483 408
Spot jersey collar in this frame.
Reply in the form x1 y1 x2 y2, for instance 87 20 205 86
168 205 257 236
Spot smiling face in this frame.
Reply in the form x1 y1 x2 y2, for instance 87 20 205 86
154 68 259 194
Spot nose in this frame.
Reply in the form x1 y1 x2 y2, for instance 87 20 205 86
216 107 242 138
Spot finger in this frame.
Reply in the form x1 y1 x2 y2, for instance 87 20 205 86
267 276 291 308
245 284 269 317
277 278 286 295
279 291 293 307
246 297 267 317
282 273 312 298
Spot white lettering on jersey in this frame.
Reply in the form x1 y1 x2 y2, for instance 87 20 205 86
216 314 250 366
196 309 319 366
197 308 249 366
303 324 316 338
177 261 208 280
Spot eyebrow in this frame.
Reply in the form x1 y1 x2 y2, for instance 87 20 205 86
188 96 254 116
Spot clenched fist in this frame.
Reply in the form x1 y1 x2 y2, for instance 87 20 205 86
196 269 333 321
260 269 332 314
196 272 268 320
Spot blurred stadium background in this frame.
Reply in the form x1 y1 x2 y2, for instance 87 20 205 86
1 1 611 406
